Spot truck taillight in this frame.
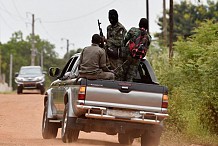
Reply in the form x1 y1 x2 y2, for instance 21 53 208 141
162 95 168 108
78 86 86 100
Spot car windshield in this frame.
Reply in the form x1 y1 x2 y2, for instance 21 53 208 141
19 68 42 75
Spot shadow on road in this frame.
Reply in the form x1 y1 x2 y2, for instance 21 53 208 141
49 138 132 146
77 138 124 146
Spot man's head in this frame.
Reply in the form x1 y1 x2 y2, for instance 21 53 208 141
91 34 101 45
139 18 148 30
108 9 118 26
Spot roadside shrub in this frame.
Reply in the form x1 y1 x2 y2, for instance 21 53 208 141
149 20 218 145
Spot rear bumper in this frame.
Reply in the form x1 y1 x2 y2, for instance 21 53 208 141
76 105 168 125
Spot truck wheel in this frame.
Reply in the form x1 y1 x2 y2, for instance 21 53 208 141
141 131 160 146
42 101 58 139
61 103 80 143
17 87 22 94
118 133 134 145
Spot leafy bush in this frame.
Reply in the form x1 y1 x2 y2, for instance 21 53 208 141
148 20 218 145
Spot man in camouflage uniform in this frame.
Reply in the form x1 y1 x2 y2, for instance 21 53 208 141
105 9 127 81
123 18 151 82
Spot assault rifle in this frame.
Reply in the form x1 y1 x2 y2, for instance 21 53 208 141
113 60 129 73
97 19 104 48
98 19 103 37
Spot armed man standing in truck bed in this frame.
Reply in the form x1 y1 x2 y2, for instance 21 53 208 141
104 9 127 81
123 18 151 82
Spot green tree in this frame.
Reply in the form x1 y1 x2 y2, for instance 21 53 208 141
63 48 83 60
173 20 218 136
150 20 218 145
156 0 218 44
0 31 65 90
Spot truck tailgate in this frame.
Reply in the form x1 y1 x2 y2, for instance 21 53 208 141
83 80 167 113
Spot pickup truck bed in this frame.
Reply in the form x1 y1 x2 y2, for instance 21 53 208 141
76 79 168 124
42 53 169 146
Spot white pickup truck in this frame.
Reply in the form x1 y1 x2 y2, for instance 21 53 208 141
42 53 169 146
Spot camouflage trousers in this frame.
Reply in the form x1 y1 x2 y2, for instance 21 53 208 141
122 57 140 82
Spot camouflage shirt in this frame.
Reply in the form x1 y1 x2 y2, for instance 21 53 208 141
106 22 127 48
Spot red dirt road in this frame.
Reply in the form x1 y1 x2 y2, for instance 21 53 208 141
0 93 141 146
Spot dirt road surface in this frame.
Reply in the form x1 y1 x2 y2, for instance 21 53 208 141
0 92 141 146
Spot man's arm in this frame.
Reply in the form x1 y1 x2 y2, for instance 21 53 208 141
99 48 112 72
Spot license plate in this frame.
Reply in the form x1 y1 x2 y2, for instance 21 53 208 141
24 82 36 87
106 109 141 118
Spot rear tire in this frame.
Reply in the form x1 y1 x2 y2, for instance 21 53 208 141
141 130 161 146
42 101 58 139
61 103 80 143
118 133 134 145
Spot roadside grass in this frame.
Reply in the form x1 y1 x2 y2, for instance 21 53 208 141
0 90 16 94
160 125 218 146
160 129 190 146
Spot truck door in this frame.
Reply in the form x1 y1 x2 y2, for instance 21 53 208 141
52 56 79 115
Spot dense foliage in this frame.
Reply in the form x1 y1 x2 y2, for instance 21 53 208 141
153 1 218 143
148 20 218 145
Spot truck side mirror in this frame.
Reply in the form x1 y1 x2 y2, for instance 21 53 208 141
49 67 61 77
